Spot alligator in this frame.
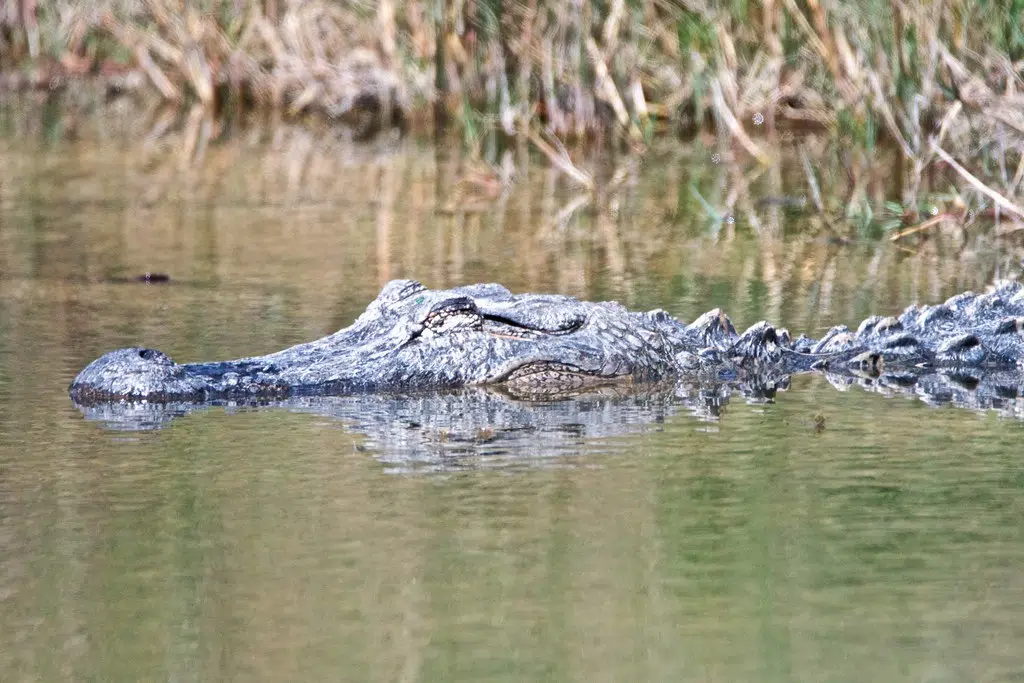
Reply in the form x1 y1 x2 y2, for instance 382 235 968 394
69 278 1024 405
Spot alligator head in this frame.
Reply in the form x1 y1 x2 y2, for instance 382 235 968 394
69 280 699 403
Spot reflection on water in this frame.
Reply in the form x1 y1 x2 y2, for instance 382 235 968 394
3 126 1024 681
70 368 1024 449
70 385 763 470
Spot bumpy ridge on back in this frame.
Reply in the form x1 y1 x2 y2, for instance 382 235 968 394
69 279 1024 406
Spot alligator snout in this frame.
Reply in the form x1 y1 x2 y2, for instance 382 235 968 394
69 347 204 402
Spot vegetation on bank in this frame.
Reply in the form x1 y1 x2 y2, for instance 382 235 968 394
1 1 1023 221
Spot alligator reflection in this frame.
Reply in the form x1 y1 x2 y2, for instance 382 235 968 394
826 368 1024 416
73 368 1023 464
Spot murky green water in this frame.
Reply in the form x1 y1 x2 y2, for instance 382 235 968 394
2 122 1024 681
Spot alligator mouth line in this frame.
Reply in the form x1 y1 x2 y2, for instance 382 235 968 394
483 313 585 335
407 301 587 344
480 314 585 340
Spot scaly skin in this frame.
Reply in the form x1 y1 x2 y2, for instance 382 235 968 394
69 279 1024 404
799 281 1024 371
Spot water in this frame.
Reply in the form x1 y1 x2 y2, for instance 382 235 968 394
2 121 1024 681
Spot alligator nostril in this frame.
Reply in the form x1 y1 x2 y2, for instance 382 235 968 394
139 349 156 361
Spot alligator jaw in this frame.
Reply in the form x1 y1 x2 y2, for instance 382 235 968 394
496 361 633 399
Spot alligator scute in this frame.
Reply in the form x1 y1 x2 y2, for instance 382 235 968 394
70 279 1024 405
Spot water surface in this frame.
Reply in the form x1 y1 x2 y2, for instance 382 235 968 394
2 124 1023 682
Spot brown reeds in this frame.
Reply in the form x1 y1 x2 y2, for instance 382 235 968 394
1 0 1023 223
3 1 403 130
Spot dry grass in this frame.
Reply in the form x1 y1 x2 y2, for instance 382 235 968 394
1 1 403 130
1 0 1023 221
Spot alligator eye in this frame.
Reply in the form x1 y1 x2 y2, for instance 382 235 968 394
415 296 425 304
422 298 482 332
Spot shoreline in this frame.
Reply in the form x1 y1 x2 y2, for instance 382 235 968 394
2 0 1022 226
